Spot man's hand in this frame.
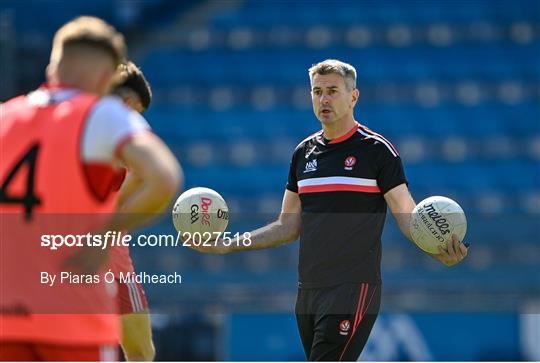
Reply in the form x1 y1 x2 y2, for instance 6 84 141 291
431 234 469 267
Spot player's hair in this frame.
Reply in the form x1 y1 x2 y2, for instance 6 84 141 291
111 61 152 110
51 16 126 67
308 59 357 91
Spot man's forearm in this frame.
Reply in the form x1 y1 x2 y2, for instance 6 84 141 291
230 214 300 252
394 211 413 242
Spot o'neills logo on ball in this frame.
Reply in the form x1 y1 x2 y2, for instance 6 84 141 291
339 320 350 335
200 197 212 226
344 156 356 170
418 203 450 242
423 203 450 235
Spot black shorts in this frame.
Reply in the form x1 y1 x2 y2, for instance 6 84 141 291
295 282 380 361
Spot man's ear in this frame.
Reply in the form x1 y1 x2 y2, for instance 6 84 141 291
123 96 136 109
351 88 360 106
122 93 132 104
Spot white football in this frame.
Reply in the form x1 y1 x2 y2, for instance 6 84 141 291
172 187 229 235
409 196 467 254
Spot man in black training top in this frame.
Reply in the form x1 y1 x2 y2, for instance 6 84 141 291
194 59 469 361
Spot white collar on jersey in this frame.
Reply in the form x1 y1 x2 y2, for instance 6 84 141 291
27 87 80 106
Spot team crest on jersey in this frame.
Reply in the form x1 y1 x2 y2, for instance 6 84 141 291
344 156 357 170
339 320 350 335
303 159 317 173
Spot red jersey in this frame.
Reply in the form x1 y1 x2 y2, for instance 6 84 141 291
0 87 121 344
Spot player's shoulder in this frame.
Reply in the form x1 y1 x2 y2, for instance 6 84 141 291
294 130 323 151
88 95 149 129
0 94 28 111
356 123 400 157
82 96 150 155
92 95 133 117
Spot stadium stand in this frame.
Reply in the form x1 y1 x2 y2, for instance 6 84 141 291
1 0 538 360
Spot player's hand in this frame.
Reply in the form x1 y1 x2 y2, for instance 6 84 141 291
431 234 469 267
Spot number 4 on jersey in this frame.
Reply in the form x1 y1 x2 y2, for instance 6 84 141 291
0 144 42 220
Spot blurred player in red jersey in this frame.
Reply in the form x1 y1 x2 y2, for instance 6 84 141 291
109 61 155 361
0 16 182 361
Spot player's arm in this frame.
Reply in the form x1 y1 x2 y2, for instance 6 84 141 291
116 171 142 210
108 132 182 232
384 183 467 266
68 133 181 273
192 190 301 254
383 183 416 242
234 189 301 251
120 312 155 361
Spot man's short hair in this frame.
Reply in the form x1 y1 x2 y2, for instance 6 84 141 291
308 59 357 91
111 61 152 110
51 16 126 67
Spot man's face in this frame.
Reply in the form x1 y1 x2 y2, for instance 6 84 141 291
311 73 358 126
